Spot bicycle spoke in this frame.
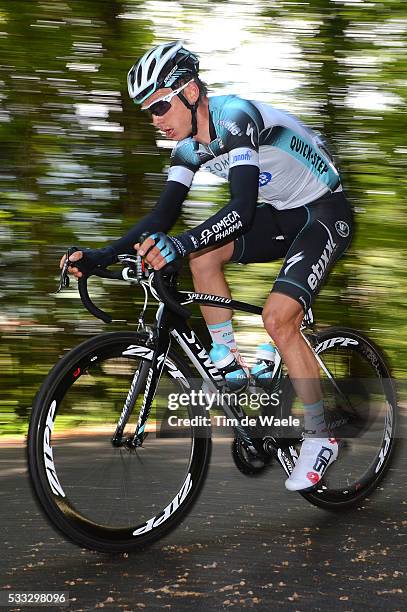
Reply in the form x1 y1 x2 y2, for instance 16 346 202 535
298 328 397 508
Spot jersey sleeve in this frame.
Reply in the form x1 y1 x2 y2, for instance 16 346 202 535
109 180 189 257
167 138 201 188
217 100 261 170
173 164 259 256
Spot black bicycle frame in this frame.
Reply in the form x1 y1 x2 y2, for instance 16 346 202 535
71 263 392 481
132 293 300 470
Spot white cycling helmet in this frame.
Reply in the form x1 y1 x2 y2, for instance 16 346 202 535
127 41 199 104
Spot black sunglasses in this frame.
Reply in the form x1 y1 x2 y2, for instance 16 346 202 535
147 100 173 117
141 79 194 117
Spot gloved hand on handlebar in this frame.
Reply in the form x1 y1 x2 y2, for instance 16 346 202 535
137 232 185 270
60 245 117 279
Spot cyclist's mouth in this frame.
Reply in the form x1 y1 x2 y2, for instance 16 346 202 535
163 128 175 138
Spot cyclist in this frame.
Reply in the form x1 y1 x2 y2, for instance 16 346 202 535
63 41 353 492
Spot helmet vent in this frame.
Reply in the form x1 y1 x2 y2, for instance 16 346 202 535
136 65 143 87
147 58 157 81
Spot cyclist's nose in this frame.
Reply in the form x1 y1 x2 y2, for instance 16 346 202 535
152 114 162 128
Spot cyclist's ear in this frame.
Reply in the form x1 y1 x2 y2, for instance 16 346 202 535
185 81 200 104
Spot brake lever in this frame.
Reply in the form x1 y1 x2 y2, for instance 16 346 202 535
57 258 70 293
57 247 82 293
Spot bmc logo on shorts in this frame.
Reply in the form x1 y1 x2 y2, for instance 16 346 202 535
259 172 272 187
335 220 350 238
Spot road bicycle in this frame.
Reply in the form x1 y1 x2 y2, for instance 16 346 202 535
27 254 398 552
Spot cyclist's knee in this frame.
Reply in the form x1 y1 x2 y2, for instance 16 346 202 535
189 245 231 277
262 296 303 346
263 314 298 347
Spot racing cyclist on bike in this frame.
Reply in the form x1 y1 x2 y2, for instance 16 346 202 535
63 41 353 492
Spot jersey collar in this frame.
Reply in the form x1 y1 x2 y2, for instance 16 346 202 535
209 103 216 141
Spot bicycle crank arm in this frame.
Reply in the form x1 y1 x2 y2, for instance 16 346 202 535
266 440 298 477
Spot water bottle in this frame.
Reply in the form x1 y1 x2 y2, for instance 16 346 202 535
209 343 248 391
250 343 276 388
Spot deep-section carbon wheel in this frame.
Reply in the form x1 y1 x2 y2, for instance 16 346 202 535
28 332 211 552
288 327 398 510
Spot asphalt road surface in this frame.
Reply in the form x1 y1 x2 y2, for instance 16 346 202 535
1 430 406 612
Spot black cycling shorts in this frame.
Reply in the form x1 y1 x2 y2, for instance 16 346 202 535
231 191 353 312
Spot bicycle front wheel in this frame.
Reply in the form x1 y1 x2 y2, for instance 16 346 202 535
28 332 211 552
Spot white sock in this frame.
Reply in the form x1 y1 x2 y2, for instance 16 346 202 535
303 399 326 436
207 319 237 351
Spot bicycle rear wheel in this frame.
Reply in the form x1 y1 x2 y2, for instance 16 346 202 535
28 332 211 552
289 327 398 510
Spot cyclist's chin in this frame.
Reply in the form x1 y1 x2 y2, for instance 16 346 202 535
167 126 191 141
160 128 176 140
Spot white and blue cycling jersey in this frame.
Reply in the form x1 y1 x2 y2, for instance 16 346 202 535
168 95 341 210
101 93 350 312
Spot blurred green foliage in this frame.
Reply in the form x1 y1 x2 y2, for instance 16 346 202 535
0 0 405 435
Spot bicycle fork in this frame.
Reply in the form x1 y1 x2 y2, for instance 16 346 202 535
112 314 171 450
111 359 151 447
131 328 170 448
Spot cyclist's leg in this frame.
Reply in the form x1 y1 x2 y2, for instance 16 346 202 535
189 241 235 325
263 292 321 402
270 191 353 314
262 191 353 490
189 204 290 370
264 193 353 379
188 203 289 325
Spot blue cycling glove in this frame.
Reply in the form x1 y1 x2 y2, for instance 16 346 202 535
149 232 186 263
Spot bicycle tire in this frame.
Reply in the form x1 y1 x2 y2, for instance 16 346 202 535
292 327 399 510
28 331 211 552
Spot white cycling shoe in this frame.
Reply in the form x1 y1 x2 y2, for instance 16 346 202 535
285 437 339 491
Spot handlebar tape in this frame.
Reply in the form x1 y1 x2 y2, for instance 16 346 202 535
153 270 191 318
78 276 112 323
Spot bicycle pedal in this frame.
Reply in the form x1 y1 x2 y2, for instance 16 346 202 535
232 438 272 476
